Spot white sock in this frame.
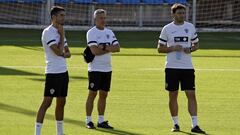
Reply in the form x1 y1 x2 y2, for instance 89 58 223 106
56 121 63 135
98 115 104 124
86 116 92 124
172 116 179 125
191 116 198 128
35 122 42 135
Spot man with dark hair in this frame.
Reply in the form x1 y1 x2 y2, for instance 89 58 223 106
157 3 205 134
35 6 71 135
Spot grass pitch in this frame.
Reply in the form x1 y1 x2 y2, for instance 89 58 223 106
0 29 240 135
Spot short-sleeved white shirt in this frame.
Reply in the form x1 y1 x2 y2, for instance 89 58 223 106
87 26 119 72
41 25 68 74
159 21 199 69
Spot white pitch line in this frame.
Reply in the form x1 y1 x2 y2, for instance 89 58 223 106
1 66 240 72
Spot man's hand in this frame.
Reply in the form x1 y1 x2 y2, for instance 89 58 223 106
183 47 191 54
98 44 106 50
173 45 183 52
57 24 65 36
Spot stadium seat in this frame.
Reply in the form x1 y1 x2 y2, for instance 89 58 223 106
119 0 140 4
95 0 117 4
17 0 45 3
55 0 70 4
74 0 92 4
0 0 17 2
142 0 164 4
165 0 187 4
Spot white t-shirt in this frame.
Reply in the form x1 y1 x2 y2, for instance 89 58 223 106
87 26 119 72
159 21 199 69
41 25 68 74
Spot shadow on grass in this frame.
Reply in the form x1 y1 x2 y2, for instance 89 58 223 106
0 67 41 76
0 102 143 135
28 76 87 82
72 52 240 58
179 131 197 135
19 46 43 52
0 67 87 81
179 130 209 135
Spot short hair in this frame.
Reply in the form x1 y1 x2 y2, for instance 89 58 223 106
171 3 186 14
50 6 65 19
93 9 106 19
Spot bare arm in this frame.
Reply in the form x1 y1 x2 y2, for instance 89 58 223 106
105 44 120 53
50 44 64 56
63 46 71 58
183 42 199 54
157 43 183 53
57 24 65 54
50 24 68 57
89 45 109 56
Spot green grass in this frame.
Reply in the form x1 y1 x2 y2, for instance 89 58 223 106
0 29 240 135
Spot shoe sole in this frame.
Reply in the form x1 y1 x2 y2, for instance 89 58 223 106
86 126 96 129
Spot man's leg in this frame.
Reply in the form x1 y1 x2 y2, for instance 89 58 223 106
35 97 53 135
55 97 66 135
97 90 108 123
169 91 179 128
86 90 97 127
185 90 197 119
185 91 198 127
185 90 205 133
97 90 113 129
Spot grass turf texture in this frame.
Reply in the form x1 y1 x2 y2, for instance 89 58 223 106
0 29 240 135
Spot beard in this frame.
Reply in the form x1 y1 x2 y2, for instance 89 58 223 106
57 20 65 25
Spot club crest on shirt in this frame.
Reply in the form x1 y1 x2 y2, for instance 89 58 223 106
106 34 110 39
90 83 94 88
50 88 55 95
184 28 189 33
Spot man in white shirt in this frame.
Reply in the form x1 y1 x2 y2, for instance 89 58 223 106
85 9 120 129
157 4 205 134
35 6 71 135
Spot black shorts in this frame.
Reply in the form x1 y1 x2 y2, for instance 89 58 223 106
44 71 69 97
165 68 195 91
88 71 112 92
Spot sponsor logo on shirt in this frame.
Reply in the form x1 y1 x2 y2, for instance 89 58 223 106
174 37 189 42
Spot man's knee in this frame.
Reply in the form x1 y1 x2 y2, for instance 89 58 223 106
42 97 53 108
87 91 97 101
185 91 196 100
169 91 178 99
99 90 108 99
56 97 66 108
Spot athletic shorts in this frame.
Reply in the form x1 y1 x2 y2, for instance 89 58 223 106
88 71 112 92
165 68 195 91
44 71 69 97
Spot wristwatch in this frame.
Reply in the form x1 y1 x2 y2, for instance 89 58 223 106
190 47 193 52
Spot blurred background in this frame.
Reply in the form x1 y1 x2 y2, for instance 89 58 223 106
0 0 240 31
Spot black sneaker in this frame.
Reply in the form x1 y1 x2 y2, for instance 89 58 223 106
191 125 206 134
171 124 180 132
86 121 96 129
97 121 114 129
